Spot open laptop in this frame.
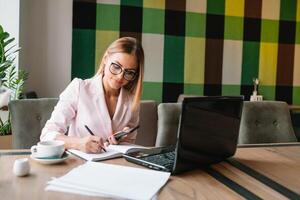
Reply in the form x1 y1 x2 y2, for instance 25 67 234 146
123 96 244 174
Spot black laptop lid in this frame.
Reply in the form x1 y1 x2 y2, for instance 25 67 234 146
175 96 244 168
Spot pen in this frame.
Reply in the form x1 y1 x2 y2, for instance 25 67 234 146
84 125 106 152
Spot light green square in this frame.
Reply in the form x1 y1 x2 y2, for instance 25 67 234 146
95 31 119 69
143 8 164 34
184 37 205 84
186 12 206 38
293 87 300 105
222 85 241 96
224 16 244 40
261 19 279 43
96 4 120 31
184 84 204 95
142 82 162 103
259 85 276 100
296 22 300 44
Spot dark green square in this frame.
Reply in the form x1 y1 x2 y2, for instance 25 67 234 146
186 12 206 37
72 29 96 79
280 0 297 21
296 22 300 44
163 36 185 83
96 4 120 31
184 84 204 95
224 16 244 40
143 8 164 34
261 19 279 43
207 0 225 15
241 41 260 85
142 82 162 103
121 0 143 7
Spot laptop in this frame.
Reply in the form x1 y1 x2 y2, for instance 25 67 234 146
123 96 244 174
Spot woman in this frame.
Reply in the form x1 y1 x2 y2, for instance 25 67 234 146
40 37 144 153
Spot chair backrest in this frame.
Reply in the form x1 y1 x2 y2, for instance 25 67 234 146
291 111 300 141
177 94 201 103
155 103 182 147
135 100 158 146
9 98 58 149
238 101 297 144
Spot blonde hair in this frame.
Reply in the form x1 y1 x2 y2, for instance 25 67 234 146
97 37 144 112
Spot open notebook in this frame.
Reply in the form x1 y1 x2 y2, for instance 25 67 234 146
67 144 146 161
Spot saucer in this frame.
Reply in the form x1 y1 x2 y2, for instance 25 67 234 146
30 152 69 165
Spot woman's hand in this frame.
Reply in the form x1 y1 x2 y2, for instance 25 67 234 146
106 127 130 146
77 136 106 153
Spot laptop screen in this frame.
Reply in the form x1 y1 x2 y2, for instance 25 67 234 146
176 96 244 165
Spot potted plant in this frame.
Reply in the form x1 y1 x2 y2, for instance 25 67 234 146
0 25 28 148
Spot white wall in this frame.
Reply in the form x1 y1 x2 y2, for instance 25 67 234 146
0 0 20 68
19 0 73 97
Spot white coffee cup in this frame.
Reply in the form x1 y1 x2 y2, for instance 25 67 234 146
13 158 30 176
31 140 65 159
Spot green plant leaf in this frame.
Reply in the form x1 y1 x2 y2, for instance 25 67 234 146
0 120 11 135
3 38 15 47
0 32 9 42
0 24 28 135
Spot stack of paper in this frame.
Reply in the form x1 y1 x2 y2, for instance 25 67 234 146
46 162 170 200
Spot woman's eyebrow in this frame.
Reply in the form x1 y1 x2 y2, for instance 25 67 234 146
113 60 137 71
113 60 123 67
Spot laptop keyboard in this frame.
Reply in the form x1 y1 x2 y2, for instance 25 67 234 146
140 151 175 169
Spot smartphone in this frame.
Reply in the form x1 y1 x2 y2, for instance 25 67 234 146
114 125 140 141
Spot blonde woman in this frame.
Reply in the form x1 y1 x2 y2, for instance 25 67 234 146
41 37 144 153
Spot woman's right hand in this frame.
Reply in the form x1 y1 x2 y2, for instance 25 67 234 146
77 136 106 153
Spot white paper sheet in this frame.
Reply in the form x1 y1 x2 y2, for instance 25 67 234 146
45 162 170 200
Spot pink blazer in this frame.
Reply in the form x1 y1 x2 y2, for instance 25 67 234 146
40 75 139 141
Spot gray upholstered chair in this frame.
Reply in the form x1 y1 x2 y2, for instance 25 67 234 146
135 100 158 146
177 94 201 102
9 98 58 149
238 101 298 144
9 98 158 148
155 103 182 147
291 111 300 141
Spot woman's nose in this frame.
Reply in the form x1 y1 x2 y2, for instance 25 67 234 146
116 71 125 80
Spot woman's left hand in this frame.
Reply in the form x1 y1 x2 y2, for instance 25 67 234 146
106 127 130 146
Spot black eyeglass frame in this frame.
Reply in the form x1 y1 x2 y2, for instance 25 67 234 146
109 62 138 81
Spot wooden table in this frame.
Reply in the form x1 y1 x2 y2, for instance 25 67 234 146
1 144 300 200
289 105 300 112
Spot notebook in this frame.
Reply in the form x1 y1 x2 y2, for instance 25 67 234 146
124 96 244 174
68 144 146 161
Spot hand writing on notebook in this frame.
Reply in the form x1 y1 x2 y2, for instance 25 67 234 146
78 136 106 153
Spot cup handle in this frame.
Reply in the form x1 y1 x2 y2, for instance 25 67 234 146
30 145 37 155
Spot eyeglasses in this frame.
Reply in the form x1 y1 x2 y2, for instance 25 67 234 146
109 62 137 81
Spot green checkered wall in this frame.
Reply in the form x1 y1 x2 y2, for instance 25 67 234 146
72 0 300 105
